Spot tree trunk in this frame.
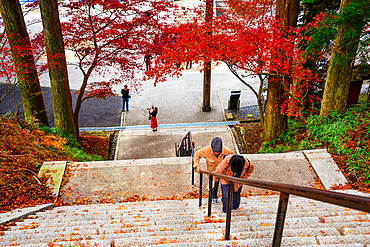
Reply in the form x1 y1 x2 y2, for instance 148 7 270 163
73 74 91 138
276 0 299 27
39 0 76 139
263 77 287 141
203 61 212 111
263 0 300 142
0 0 49 126
202 0 213 112
320 0 363 116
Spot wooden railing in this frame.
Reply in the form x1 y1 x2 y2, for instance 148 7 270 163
198 169 370 247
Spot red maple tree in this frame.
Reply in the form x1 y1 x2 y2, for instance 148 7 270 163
147 0 320 121
57 0 177 132
2 0 178 132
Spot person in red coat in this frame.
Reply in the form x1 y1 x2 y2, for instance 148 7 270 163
214 155 254 213
149 105 158 132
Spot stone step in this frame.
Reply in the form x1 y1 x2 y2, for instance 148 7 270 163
0 223 347 243
16 201 366 226
4 226 369 247
4 215 370 240
118 125 232 136
146 240 365 247
2 194 369 246
8 234 366 247
3 213 369 244
13 208 366 233
25 200 363 217
20 209 361 229
23 195 366 214
6 196 368 231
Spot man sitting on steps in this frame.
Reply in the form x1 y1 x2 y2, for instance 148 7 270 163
194 137 234 203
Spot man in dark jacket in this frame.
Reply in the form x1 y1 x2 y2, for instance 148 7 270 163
121 85 130 111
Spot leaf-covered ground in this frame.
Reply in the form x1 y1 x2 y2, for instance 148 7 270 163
0 116 110 213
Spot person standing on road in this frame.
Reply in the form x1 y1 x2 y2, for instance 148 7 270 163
149 105 158 132
121 85 130 111
194 137 233 203
144 53 152 71
214 155 254 213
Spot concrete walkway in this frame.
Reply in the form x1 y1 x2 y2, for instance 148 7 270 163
1 149 343 210
112 63 348 190
113 65 258 161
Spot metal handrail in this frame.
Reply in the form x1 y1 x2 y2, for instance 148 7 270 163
176 131 193 156
198 169 370 247
175 131 196 184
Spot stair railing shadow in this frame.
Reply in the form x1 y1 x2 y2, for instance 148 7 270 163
198 169 370 247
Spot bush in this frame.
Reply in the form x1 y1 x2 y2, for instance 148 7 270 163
258 103 370 187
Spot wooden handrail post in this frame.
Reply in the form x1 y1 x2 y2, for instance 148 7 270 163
272 191 290 247
225 181 233 240
208 175 213 217
199 172 203 207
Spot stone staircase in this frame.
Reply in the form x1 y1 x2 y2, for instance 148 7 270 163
2 194 369 246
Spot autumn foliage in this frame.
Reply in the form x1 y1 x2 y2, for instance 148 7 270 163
146 0 320 118
2 0 178 134
56 0 178 133
0 117 62 213
0 116 109 213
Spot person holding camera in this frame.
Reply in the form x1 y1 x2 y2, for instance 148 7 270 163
149 105 158 132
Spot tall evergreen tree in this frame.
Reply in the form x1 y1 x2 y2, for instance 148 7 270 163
39 0 76 139
320 0 368 116
0 0 49 126
293 0 341 116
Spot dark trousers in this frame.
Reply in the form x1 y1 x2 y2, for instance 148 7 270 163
122 98 129 111
221 184 242 213
211 180 219 199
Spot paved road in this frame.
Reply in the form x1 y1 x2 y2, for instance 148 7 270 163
0 83 122 128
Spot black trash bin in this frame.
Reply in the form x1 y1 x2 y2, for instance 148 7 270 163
228 90 241 110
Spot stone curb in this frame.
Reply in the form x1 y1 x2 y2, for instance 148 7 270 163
80 121 240 132
0 203 53 225
241 152 306 160
303 149 348 190
38 161 68 199
71 157 192 169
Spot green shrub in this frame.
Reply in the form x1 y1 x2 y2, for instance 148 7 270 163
258 103 370 184
65 146 104 161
